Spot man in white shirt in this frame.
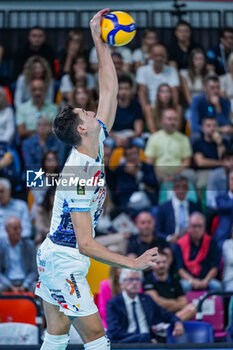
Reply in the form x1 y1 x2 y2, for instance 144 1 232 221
136 44 180 111
107 269 184 343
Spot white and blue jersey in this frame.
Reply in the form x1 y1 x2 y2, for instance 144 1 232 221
49 119 108 249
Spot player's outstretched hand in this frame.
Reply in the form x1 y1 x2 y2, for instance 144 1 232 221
134 247 159 270
90 8 110 39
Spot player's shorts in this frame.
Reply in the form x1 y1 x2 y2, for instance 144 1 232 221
35 237 98 317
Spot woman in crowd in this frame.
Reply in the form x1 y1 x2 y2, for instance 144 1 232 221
14 55 54 108
98 267 121 329
60 54 96 102
132 28 158 71
220 53 233 120
180 48 208 106
70 85 96 111
0 87 14 143
145 83 182 133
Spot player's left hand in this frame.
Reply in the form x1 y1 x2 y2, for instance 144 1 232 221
90 8 110 38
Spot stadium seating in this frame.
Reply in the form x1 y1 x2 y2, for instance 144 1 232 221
167 321 214 343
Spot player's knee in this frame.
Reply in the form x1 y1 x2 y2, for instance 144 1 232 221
41 332 70 350
84 335 111 350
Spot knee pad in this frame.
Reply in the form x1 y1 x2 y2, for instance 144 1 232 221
40 332 70 350
84 335 111 350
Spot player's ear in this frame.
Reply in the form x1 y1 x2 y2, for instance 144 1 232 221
77 124 87 135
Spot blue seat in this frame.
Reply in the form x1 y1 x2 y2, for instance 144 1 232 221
167 321 214 344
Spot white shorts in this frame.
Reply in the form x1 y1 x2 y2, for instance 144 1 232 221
35 237 98 317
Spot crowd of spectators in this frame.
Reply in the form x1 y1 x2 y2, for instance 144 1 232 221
0 21 233 343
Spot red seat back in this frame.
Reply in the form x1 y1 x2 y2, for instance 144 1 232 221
0 296 37 325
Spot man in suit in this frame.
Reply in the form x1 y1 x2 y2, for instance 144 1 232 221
0 216 37 293
106 269 184 343
155 175 201 243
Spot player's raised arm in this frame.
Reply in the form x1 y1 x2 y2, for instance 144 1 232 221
90 9 118 132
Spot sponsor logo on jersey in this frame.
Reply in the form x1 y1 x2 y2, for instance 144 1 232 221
77 182 85 195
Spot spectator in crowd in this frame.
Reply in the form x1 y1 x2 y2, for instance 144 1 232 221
144 83 182 134
22 116 66 170
190 75 232 135
14 55 54 108
0 143 21 188
15 26 55 77
57 30 87 77
89 43 133 73
35 187 55 246
180 48 208 106
98 267 121 329
220 52 233 115
110 143 158 212
107 269 184 343
145 108 192 181
0 87 14 143
213 169 233 250
109 75 144 147
136 44 180 112
0 216 37 293
222 227 233 291
176 212 221 292
0 44 8 85
192 117 227 189
206 149 233 209
143 250 196 321
156 175 201 243
207 27 233 76
16 78 57 139
133 28 158 70
169 20 202 70
127 211 172 264
60 54 95 101
0 178 31 239
70 85 96 112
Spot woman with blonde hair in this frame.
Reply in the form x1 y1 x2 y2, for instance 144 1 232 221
14 55 54 108
145 83 182 133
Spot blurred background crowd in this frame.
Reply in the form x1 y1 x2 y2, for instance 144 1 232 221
0 8 233 344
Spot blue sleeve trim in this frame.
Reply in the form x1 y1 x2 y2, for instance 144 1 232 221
97 119 109 138
69 207 90 212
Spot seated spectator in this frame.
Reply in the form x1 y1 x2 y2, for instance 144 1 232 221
107 269 184 343
0 216 37 293
145 108 192 181
176 212 221 292
127 212 172 264
0 143 21 187
213 169 233 250
220 53 233 116
22 116 66 170
145 83 182 133
35 187 55 246
192 117 227 190
137 44 180 112
14 55 54 108
70 85 96 112
16 78 58 139
180 48 208 106
0 87 14 143
207 27 233 76
98 267 121 329
206 149 233 209
0 44 8 85
0 178 31 239
143 250 196 321
89 44 133 73
109 75 144 147
14 26 55 77
110 143 158 212
169 20 202 70
190 75 232 135
133 28 158 70
222 228 233 291
156 175 201 243
60 54 95 101
57 30 87 77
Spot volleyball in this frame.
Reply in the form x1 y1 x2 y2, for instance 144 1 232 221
101 11 136 46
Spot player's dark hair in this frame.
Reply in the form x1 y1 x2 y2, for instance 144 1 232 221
53 104 83 147
220 27 233 38
118 75 133 88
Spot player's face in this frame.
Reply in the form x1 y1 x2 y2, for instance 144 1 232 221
75 108 99 135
